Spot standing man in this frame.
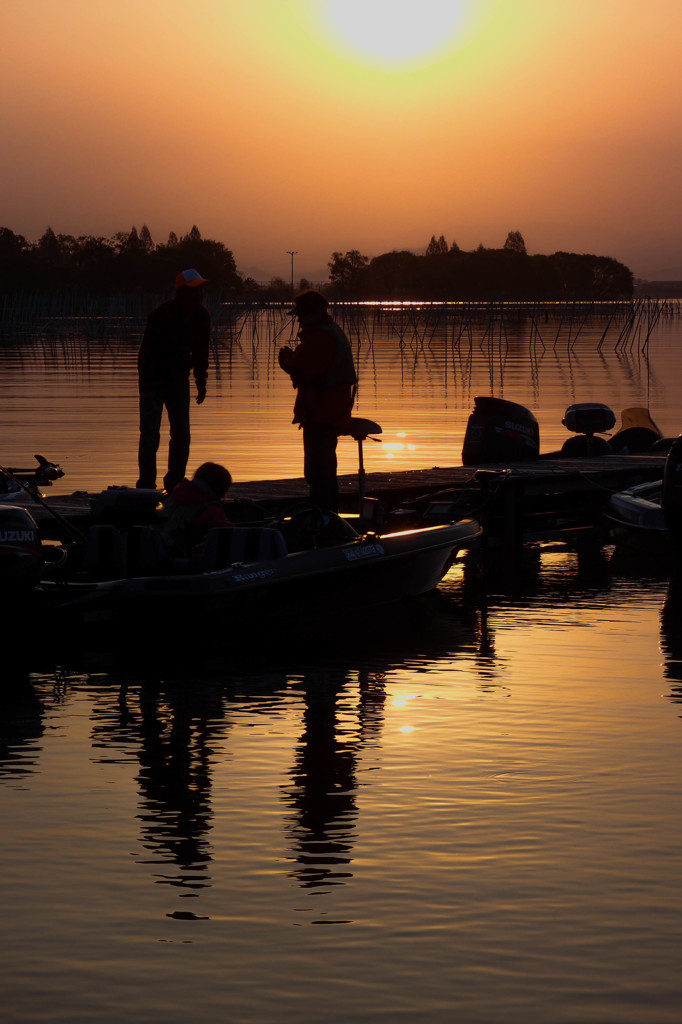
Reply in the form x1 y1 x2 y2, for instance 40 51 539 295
136 268 211 492
278 289 357 512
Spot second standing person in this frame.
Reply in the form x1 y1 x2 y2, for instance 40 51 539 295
278 290 357 513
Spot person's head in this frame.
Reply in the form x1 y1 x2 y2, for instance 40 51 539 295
193 462 232 499
290 288 329 327
175 268 208 304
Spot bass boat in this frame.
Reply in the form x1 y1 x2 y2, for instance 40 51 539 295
26 501 482 632
603 434 682 560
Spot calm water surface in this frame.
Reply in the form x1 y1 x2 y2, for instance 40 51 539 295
2 305 682 1023
2 302 680 491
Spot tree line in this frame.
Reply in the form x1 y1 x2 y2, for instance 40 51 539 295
327 231 634 301
0 225 633 301
0 224 241 296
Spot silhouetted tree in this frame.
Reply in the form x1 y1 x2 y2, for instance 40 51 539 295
3 222 240 296
262 276 289 301
34 228 74 289
365 250 422 296
71 235 117 291
549 251 633 299
37 226 61 261
0 227 31 289
139 224 154 252
0 221 634 302
426 234 448 256
112 226 151 290
327 250 369 294
504 230 527 254
323 243 633 301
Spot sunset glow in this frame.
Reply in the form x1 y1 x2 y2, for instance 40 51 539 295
322 1 472 65
4 0 681 281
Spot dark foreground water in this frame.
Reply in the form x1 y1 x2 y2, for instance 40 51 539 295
2 304 682 1022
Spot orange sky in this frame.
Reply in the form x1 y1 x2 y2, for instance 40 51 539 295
4 0 681 281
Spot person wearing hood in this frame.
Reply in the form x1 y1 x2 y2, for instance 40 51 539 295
278 289 357 513
137 268 211 492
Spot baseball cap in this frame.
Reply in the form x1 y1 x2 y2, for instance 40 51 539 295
289 288 328 316
175 268 208 289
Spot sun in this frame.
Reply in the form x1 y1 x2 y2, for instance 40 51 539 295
321 0 471 66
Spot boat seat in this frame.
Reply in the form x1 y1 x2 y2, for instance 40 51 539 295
340 417 382 442
127 525 167 576
83 524 127 579
608 427 661 454
560 434 612 457
338 417 383 508
200 526 288 570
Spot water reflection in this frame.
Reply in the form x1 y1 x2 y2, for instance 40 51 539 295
281 667 390 894
661 578 682 697
4 549 681 924
0 667 44 780
85 679 239 910
462 541 614 606
0 592 485 912
134 684 224 899
283 670 363 890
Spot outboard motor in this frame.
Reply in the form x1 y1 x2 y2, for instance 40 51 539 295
462 397 540 466
560 403 615 457
0 506 43 589
662 434 682 557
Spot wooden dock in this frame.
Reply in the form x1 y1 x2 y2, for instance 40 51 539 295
369 452 668 547
30 452 666 548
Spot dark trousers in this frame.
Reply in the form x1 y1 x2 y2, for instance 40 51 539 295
303 423 339 513
137 382 191 491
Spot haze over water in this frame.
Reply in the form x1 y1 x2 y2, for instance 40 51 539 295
2 304 682 1023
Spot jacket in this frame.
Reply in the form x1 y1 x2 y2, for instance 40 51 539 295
284 317 357 429
138 297 210 390
161 478 233 554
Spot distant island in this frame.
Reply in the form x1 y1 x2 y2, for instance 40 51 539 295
0 224 637 302
633 279 682 299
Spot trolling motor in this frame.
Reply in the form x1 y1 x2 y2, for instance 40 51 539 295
0 454 64 496
560 404 615 457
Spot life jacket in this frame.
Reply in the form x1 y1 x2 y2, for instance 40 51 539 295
159 481 229 556
159 502 209 556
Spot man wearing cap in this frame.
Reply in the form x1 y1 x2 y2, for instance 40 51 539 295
136 268 211 492
278 289 357 512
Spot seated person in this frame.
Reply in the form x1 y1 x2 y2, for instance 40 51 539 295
161 461 233 555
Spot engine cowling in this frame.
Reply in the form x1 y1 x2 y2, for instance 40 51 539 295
462 397 540 466
0 505 43 589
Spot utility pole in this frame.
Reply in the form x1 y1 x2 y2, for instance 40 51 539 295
286 250 298 297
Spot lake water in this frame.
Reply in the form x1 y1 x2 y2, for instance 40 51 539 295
2 302 682 1023
2 300 680 492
